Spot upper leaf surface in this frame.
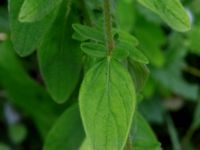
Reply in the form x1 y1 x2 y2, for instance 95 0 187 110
137 0 191 32
72 24 105 42
19 0 63 22
38 2 82 103
8 0 57 56
44 104 85 150
81 42 107 58
130 112 161 150
79 58 136 150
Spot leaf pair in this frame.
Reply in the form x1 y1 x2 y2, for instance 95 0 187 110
73 24 149 63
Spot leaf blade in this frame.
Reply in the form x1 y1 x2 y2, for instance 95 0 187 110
19 0 63 22
137 0 191 32
79 59 136 150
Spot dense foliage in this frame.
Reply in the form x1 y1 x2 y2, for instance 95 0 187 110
0 0 200 149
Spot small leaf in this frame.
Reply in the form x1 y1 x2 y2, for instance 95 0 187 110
117 42 149 64
130 112 161 150
112 46 129 60
72 24 105 42
116 29 139 46
44 104 85 150
8 0 57 56
79 58 136 150
137 0 191 32
81 42 107 57
38 2 82 103
19 0 63 22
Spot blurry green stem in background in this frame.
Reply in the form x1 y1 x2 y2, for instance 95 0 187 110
166 114 181 150
103 0 115 55
183 65 200 78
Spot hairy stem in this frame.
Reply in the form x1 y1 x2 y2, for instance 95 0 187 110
103 0 115 56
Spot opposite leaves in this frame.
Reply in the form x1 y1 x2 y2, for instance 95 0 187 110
79 58 136 150
137 0 191 32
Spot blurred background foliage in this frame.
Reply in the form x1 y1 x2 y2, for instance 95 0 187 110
0 0 200 149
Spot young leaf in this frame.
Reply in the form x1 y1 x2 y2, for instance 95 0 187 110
38 2 82 103
130 112 161 150
112 46 129 61
137 0 191 32
44 104 85 150
117 42 149 64
8 0 57 56
116 30 139 46
79 58 136 150
81 42 107 58
72 24 105 43
19 0 63 22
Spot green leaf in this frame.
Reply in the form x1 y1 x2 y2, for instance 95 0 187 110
117 42 149 64
0 41 63 138
186 26 200 55
79 58 136 150
8 0 57 56
116 30 139 46
128 60 150 93
130 112 161 150
38 2 82 103
137 0 191 32
44 104 85 150
81 42 107 57
19 0 63 22
112 46 130 61
134 19 165 67
116 0 136 32
72 24 105 43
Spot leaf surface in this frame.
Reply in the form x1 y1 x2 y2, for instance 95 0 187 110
79 58 136 150
73 24 105 42
19 0 63 22
38 2 82 103
44 104 85 150
8 0 57 56
137 0 191 32
81 42 107 58
130 112 161 150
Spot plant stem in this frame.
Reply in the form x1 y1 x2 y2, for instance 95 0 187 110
103 0 115 56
